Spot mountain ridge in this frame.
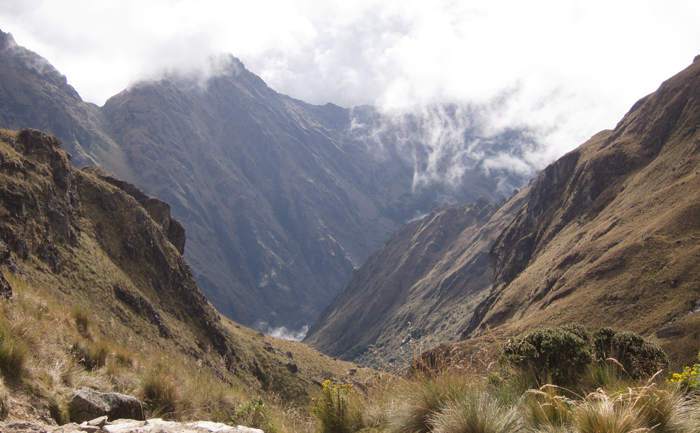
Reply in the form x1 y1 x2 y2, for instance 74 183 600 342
307 56 700 370
0 29 535 333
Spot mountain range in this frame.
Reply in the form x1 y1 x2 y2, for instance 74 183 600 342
307 55 700 370
0 30 534 334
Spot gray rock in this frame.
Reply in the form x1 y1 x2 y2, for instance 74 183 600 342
69 388 145 423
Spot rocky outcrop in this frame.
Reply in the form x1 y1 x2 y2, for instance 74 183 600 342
81 166 186 255
69 388 145 423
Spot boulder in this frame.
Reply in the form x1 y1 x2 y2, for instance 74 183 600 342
69 388 144 423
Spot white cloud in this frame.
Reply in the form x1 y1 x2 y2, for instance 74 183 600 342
1 0 699 163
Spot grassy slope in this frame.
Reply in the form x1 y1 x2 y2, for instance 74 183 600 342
458 58 700 371
0 128 374 428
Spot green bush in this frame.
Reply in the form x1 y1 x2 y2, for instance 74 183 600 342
231 396 276 433
499 326 593 386
592 328 668 380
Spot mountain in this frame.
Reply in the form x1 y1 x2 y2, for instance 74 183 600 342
461 55 700 368
0 29 535 334
0 127 371 423
304 194 527 368
309 56 700 370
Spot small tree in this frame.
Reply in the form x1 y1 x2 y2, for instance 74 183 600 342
499 326 593 386
592 328 668 380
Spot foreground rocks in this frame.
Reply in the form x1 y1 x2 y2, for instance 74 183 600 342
0 418 263 433
69 388 145 423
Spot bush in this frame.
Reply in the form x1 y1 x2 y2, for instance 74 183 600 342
592 328 668 380
668 351 700 394
499 326 593 386
231 396 276 433
313 380 362 433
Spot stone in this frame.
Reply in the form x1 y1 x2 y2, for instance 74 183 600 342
69 388 145 423
0 421 48 432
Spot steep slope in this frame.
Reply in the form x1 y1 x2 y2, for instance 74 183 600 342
305 192 528 368
0 128 371 422
460 56 700 368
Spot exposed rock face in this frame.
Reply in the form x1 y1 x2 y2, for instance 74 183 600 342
460 57 700 368
69 388 145 423
305 193 527 368
81 166 186 254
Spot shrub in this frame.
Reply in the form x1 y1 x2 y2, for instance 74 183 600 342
667 351 700 394
313 380 362 433
231 396 276 433
499 326 593 386
592 328 668 380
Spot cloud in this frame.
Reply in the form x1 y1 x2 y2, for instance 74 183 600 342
260 324 309 342
1 0 699 164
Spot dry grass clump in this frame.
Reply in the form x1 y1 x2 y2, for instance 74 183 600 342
324 351 700 433
387 372 475 433
430 388 521 433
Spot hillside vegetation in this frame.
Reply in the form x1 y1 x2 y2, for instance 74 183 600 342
0 128 373 429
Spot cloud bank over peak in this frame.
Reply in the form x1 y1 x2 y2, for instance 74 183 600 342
1 0 699 166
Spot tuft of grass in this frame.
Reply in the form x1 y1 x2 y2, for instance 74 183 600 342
520 385 575 432
388 372 474 433
430 387 521 433
141 357 180 418
231 396 277 433
72 340 110 370
71 307 90 337
0 328 29 378
574 389 640 433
